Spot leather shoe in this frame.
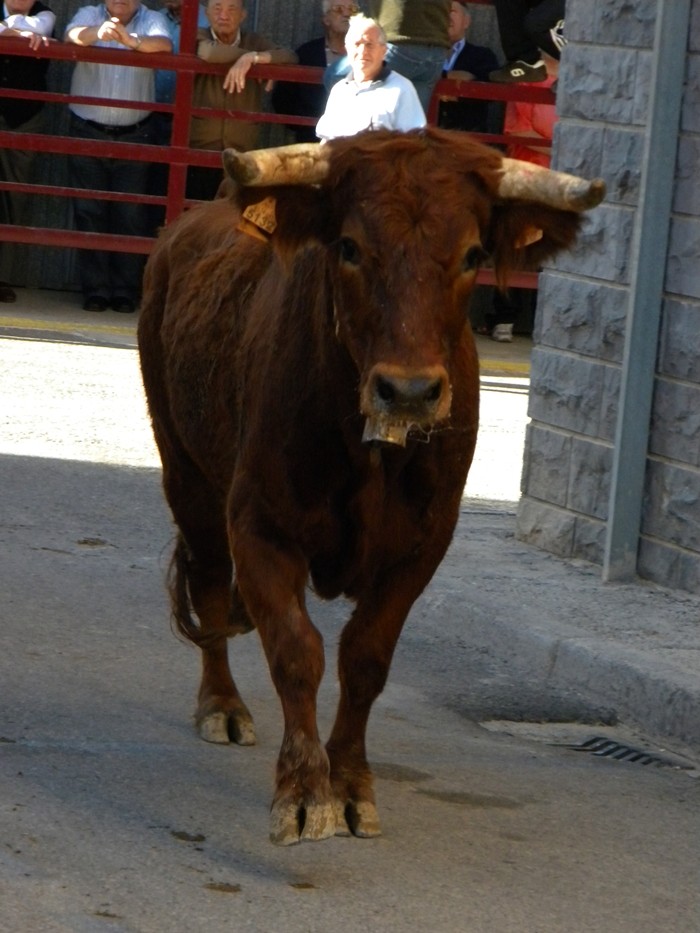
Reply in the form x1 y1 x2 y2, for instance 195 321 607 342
83 295 108 312
111 296 136 313
0 281 16 302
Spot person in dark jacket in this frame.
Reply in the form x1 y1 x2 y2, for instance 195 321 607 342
272 0 353 143
439 0 498 133
0 0 55 301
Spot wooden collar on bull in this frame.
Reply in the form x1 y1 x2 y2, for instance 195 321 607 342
237 196 278 242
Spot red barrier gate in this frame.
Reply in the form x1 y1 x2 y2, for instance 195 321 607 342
0 5 553 290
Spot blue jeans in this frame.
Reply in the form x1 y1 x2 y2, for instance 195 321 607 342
69 113 155 302
324 44 446 114
383 43 447 113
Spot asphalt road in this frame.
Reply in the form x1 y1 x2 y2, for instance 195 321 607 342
1 323 699 932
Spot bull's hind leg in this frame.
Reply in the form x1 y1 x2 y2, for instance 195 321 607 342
165 468 256 747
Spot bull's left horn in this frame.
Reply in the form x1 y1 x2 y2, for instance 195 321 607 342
223 143 330 187
498 158 606 211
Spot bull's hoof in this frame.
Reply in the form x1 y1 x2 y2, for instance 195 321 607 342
334 798 382 838
269 799 336 846
197 709 256 746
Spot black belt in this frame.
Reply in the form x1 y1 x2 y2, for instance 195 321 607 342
80 114 151 137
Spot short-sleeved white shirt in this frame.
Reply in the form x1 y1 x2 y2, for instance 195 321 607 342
66 3 171 125
316 67 426 141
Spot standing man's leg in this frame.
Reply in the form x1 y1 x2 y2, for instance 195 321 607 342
493 0 540 62
524 0 566 60
68 115 113 310
383 43 446 113
0 110 44 301
489 0 548 83
108 118 156 311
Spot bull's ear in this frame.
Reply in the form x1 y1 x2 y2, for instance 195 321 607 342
233 184 333 248
486 201 583 289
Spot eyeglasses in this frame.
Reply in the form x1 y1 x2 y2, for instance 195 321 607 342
329 5 360 15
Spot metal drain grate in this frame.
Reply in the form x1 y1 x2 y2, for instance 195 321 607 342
558 735 692 769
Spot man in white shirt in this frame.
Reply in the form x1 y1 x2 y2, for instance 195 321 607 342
65 0 171 313
0 0 55 301
316 14 425 141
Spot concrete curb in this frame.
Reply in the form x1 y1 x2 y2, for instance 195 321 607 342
442 509 700 762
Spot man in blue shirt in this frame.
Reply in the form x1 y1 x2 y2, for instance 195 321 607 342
65 0 171 313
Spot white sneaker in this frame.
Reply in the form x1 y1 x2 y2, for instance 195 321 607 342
491 323 514 343
550 19 567 54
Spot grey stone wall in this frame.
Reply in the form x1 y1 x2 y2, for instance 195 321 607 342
517 0 700 593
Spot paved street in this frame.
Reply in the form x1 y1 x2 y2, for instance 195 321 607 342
1 294 698 932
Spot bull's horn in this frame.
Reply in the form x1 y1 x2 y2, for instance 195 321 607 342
498 158 606 211
222 143 330 187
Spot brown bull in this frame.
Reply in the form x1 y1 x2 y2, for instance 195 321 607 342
138 128 604 845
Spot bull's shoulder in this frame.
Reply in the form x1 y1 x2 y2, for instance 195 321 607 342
144 196 269 316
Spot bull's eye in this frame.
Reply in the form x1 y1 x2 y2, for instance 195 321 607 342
461 245 487 273
338 236 361 266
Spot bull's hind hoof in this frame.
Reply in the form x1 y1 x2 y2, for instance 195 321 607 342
334 799 382 838
198 709 256 746
269 800 336 846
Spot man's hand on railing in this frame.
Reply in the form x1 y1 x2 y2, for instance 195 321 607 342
8 29 50 51
223 52 274 95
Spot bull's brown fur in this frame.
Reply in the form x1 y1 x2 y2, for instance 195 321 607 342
138 128 588 845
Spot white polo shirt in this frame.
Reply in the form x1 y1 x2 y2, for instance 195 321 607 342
316 67 426 141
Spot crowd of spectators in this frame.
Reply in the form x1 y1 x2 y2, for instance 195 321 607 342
0 0 565 319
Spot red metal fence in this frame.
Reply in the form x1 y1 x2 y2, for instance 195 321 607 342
0 8 553 290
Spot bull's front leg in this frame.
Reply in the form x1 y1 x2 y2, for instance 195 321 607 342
327 575 437 839
232 530 335 845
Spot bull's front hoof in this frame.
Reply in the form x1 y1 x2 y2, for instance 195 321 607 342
269 799 336 846
334 798 382 838
197 708 256 746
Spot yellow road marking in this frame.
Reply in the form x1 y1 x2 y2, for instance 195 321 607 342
1 313 528 373
0 315 135 337
479 358 530 376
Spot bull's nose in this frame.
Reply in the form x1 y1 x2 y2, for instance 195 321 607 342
368 366 450 422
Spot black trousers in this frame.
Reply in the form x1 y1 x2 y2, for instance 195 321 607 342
493 0 566 63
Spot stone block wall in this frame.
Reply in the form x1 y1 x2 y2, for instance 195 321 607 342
517 0 700 593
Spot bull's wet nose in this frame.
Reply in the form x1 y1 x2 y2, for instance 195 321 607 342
375 374 441 406
370 368 449 420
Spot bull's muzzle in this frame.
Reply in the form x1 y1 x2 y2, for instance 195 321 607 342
361 364 451 446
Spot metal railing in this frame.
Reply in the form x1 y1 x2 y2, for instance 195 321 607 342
0 12 553 290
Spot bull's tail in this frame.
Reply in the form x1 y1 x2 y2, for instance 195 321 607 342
167 534 255 647
168 535 204 645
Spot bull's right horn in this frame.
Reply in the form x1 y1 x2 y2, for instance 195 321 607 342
498 158 606 211
223 143 330 187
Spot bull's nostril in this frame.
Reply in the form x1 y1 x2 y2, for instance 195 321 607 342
424 380 442 404
376 376 396 403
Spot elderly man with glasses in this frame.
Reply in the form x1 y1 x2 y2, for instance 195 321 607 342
272 0 355 143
